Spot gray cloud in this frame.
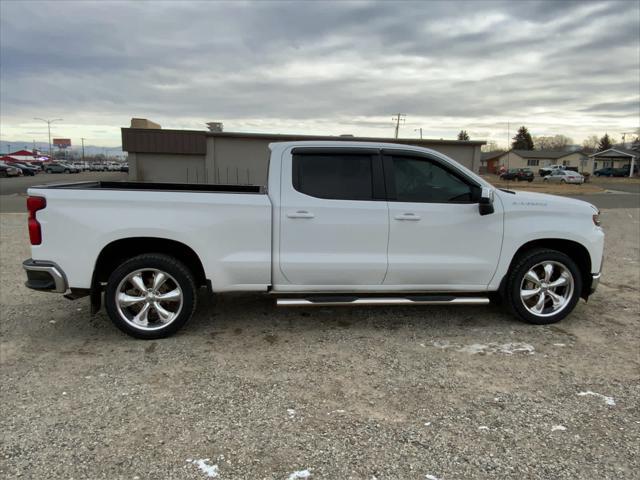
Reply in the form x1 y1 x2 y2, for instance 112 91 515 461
1 0 638 146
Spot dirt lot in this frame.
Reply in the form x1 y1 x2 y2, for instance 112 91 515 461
1 210 639 479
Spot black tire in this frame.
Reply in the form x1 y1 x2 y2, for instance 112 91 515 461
527 178 533 183
105 254 197 339
561 179 566 184
64 169 70 173
506 248 582 325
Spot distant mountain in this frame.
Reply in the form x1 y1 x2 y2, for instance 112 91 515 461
0 140 125 158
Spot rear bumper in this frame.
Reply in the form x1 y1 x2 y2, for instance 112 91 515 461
23 259 68 293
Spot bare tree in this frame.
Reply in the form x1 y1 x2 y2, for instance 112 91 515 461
481 140 504 153
533 134 573 150
582 135 599 153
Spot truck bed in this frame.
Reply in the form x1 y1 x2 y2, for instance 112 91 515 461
32 181 266 194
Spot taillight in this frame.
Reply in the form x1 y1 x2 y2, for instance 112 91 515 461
27 196 46 245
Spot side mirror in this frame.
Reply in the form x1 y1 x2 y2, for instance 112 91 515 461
479 187 494 216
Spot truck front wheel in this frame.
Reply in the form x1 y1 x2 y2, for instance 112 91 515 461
506 249 582 325
105 254 197 339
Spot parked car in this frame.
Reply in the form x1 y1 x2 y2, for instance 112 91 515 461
539 165 579 177
593 167 617 177
10 162 38 176
22 141 604 339
73 162 90 171
61 163 80 173
120 163 129 173
90 163 106 171
23 162 42 172
44 162 72 174
593 166 634 177
0 162 22 177
499 168 534 182
543 170 584 184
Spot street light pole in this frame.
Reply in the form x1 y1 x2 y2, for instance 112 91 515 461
33 118 63 159
81 137 86 162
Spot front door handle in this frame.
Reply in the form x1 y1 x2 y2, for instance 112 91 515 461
394 213 421 221
287 210 315 219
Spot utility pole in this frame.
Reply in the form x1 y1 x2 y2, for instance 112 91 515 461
34 118 63 159
392 113 406 139
81 137 86 162
414 128 423 139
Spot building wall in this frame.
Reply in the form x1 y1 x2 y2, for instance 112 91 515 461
128 134 482 185
135 153 206 183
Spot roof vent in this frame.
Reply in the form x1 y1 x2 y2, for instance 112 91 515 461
207 122 224 132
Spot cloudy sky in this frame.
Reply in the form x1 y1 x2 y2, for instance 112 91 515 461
1 0 638 148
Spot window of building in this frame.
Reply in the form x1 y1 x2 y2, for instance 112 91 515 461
527 159 539 166
390 156 473 203
562 160 570 166
292 153 373 201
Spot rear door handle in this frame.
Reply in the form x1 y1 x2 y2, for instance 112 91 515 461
394 213 421 221
287 210 315 219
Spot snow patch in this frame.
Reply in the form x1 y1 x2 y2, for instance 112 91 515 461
188 459 219 478
425 475 441 480
288 469 312 479
578 391 616 406
551 425 567 432
458 342 535 355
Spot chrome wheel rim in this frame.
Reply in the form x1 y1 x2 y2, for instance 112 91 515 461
520 261 574 317
115 268 183 331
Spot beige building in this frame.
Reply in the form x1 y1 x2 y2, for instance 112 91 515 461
122 122 486 185
494 150 592 174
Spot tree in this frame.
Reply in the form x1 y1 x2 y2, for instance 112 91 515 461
533 134 573 150
512 126 534 150
481 140 504 153
598 133 613 152
457 130 470 141
582 135 599 153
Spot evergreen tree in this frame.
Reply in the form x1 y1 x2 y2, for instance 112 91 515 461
511 126 534 150
597 133 613 152
457 130 470 141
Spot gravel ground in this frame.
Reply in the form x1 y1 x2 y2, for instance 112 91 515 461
1 210 639 479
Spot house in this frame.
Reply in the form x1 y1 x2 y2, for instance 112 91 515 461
493 149 592 174
589 148 638 175
480 151 505 174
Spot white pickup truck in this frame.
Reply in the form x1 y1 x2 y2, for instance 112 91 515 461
23 141 604 338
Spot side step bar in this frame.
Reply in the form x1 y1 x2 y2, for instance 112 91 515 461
277 296 489 307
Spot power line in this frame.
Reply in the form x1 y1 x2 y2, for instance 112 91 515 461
392 113 406 139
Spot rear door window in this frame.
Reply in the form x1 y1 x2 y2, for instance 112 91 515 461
293 153 374 201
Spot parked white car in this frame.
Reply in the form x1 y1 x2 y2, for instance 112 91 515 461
23 141 604 338
543 170 585 184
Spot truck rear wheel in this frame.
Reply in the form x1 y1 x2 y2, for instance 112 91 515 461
506 249 582 325
105 254 197 339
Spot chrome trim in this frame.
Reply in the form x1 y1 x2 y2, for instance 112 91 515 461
277 297 490 307
590 273 601 294
23 260 68 293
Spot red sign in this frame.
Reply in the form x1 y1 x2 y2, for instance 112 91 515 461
53 138 71 148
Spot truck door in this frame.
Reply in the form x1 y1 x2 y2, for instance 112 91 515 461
383 151 503 288
278 148 389 286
